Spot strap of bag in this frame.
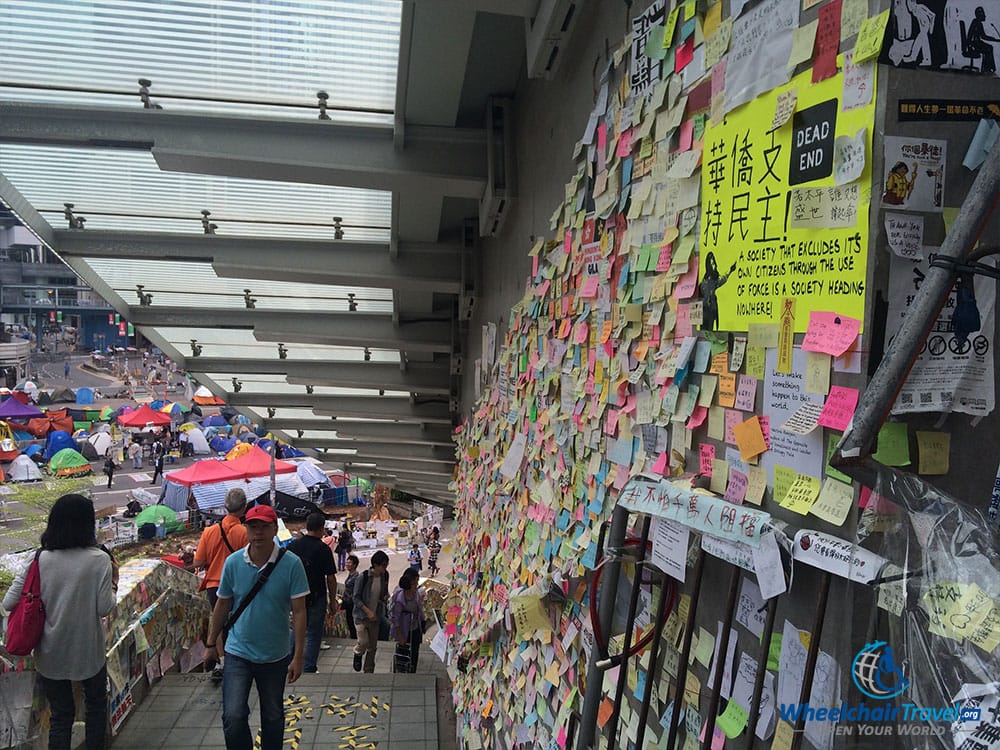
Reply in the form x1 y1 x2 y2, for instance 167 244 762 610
223 548 286 634
218 520 235 554
24 549 42 596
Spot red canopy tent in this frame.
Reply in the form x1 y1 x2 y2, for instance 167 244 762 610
165 460 241 487
225 445 297 479
118 404 172 428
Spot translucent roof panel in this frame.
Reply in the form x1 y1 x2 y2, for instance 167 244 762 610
207 375 410 397
0 145 391 242
155 329 402 361
83 259 395 313
0 0 401 123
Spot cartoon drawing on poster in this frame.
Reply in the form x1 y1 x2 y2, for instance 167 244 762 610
884 0 1000 76
887 253 996 416
881 136 946 212
702 67 875 331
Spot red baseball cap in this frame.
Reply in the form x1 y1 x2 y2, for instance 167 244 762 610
243 505 277 524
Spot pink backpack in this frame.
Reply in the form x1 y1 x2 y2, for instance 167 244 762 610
4 550 46 656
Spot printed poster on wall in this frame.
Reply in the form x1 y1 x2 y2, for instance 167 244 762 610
883 0 1000 77
630 0 666 98
887 254 996 416
701 66 876 332
881 136 947 212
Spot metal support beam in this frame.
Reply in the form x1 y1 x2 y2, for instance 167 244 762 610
836 137 1000 462
348 458 454 474
55 231 463 294
0 102 487 199
263 420 453 445
227 393 452 423
0 172 56 248
186 359 451 394
287 441 454 461
364 465 455 481
125 307 452 353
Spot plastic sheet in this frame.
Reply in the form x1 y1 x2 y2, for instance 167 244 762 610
864 464 1000 749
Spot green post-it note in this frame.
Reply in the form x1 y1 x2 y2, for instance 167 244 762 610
766 633 782 671
872 422 911 467
717 700 750 739
825 432 852 483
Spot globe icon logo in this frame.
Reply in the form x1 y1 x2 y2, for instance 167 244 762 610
852 641 909 700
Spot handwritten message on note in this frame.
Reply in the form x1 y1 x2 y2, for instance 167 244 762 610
885 212 924 260
801 311 862 357
833 127 866 185
817 385 859 431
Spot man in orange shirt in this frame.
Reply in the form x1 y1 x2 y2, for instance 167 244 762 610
194 488 249 681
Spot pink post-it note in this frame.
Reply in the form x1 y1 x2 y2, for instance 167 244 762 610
657 244 673 272
597 122 607 154
673 261 698 299
675 37 695 72
801 311 862 357
817 385 859 431
678 118 695 152
724 469 748 504
759 415 771 449
580 275 599 298
676 303 693 338
687 404 709 429
652 452 668 475
616 128 633 158
734 374 757 411
699 443 716 475
725 408 743 445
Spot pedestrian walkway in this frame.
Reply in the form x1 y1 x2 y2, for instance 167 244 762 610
110 639 456 750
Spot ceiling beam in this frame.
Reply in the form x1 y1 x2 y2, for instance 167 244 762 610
263 420 453 445
412 0 540 16
185 359 451 394
0 102 487 199
125 307 452 353
55 231 463 294
227 393 452 423
362 464 455 479
284 441 454 461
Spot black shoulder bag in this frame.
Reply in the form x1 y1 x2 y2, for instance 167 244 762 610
223 548 286 635
218 521 235 554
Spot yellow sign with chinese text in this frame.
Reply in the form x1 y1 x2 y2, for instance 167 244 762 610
700 66 876 332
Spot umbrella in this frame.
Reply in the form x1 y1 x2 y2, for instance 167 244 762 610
177 422 198 432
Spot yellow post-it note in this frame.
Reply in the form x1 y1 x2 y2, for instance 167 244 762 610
684 672 701 707
710 459 729 495
745 466 768 505
772 721 795 750
747 323 779 348
745 345 766 379
707 406 726 441
733 416 768 461
778 473 821 515
853 9 891 64
970 604 1000 655
916 431 950 475
805 351 831 395
717 700 750 739
809 477 855 526
694 625 716 668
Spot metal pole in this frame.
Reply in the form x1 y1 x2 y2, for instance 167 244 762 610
836 138 1000 463
744 599 779 750
666 548 706 750
701 566 741 749
577 504 630 750
635 571 673 750
791 572 832 750
609 515 652 747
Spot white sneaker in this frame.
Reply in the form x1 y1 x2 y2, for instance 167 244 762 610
319 642 331 650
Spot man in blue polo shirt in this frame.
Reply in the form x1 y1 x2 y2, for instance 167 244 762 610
204 505 309 750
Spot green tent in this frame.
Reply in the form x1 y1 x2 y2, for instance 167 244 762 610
48 448 92 477
134 505 185 533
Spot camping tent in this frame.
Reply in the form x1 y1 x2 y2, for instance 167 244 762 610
249 489 321 521
0 398 43 419
191 473 309 512
49 387 76 403
184 427 210 454
48 448 91 476
295 461 331 488
134 505 185 533
118 404 172 428
43 430 76 459
224 445 298 479
165 459 241 487
209 436 236 453
225 442 254 460
87 432 112 456
192 386 225 405
201 415 226 428
76 387 95 405
8 454 42 482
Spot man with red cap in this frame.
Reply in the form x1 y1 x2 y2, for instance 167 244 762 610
204 505 309 750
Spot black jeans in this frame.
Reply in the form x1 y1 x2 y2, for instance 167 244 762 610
343 602 357 640
406 625 421 672
39 664 108 750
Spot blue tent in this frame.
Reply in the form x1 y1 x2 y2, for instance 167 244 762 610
75 387 95 405
282 444 305 458
22 444 43 457
209 436 237 453
43 430 76 459
202 415 227 427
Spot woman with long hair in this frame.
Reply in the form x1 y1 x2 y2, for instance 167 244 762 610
388 568 426 673
2 494 118 750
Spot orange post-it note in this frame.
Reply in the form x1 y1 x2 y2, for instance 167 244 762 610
733 416 768 461
597 697 614 728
